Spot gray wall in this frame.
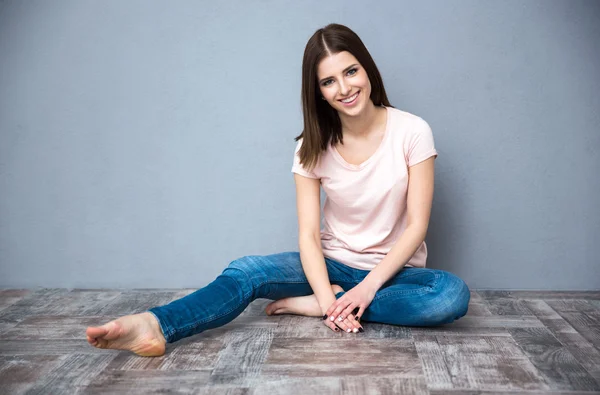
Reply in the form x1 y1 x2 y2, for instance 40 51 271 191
1 1 599 290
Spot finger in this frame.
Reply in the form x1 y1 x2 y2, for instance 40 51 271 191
348 305 364 328
323 312 340 332
330 302 350 323
346 313 364 332
345 313 360 330
342 317 357 333
335 318 350 333
340 303 358 325
324 319 341 332
326 299 343 319
326 300 342 322
334 301 353 323
343 304 365 331
353 306 364 323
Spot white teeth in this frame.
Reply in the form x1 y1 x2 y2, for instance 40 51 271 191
341 92 359 103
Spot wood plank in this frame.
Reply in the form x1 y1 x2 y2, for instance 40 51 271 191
522 299 563 319
484 298 535 316
1 315 118 340
0 289 599 393
412 326 512 337
25 353 116 394
419 334 550 391
262 338 422 378
0 320 17 337
274 314 411 339
545 299 600 313
239 298 273 317
544 300 600 347
0 289 31 313
549 312 600 347
0 355 64 394
341 376 430 395
85 371 230 394
209 327 274 386
105 334 223 371
466 302 494 316
413 334 453 390
253 377 341 395
0 289 121 323
429 315 544 328
477 291 600 300
0 340 111 355
430 390 599 394
466 290 494 316
508 327 600 391
523 299 600 384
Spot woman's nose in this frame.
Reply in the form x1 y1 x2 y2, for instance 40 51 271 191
338 80 351 96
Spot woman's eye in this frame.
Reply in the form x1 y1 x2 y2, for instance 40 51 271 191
321 69 357 86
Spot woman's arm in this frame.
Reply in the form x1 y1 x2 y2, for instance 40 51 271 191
363 156 436 291
323 156 437 324
294 173 337 314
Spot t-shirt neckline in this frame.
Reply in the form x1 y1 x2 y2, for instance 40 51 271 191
330 105 390 171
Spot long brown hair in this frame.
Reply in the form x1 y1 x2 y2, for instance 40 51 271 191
294 23 393 172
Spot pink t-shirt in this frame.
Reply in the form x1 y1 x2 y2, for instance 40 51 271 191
291 106 438 271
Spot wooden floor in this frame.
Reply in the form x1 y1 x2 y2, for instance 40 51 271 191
0 289 599 394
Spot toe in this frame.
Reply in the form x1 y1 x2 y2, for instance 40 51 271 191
266 301 282 316
265 303 274 315
86 325 108 339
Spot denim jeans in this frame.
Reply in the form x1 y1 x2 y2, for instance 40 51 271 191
148 252 470 343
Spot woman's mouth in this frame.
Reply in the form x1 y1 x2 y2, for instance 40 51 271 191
339 91 360 106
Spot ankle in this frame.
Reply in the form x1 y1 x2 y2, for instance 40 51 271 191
143 312 166 342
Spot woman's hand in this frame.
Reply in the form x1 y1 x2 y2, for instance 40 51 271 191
323 281 378 333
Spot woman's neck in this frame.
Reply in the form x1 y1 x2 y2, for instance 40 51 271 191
338 101 383 139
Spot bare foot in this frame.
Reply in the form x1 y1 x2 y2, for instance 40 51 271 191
86 312 167 357
265 284 344 317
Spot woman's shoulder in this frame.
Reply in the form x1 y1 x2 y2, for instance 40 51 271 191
386 107 431 140
386 106 428 125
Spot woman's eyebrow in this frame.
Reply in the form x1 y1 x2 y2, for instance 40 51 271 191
319 64 359 84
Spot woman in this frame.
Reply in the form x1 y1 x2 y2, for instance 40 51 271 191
86 23 470 357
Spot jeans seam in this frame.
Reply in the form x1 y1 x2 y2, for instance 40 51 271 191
169 278 348 338
373 272 441 302
372 286 430 301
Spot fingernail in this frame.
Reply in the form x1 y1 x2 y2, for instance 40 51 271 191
330 316 335 322
353 328 358 333
322 314 328 320
338 316 343 322
334 327 339 331
346 328 351 333
359 327 364 333
356 316 360 321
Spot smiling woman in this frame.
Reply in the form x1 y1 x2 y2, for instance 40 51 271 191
85 23 470 356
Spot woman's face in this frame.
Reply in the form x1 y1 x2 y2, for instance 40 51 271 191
317 51 372 116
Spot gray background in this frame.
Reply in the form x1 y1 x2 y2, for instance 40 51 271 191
1 1 599 290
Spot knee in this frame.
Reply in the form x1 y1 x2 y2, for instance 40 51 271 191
219 256 260 295
426 272 470 325
224 256 256 278
223 255 267 284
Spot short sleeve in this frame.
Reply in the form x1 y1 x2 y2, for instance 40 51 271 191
291 138 319 179
406 118 438 167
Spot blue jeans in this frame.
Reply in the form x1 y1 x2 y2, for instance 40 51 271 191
148 252 470 343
